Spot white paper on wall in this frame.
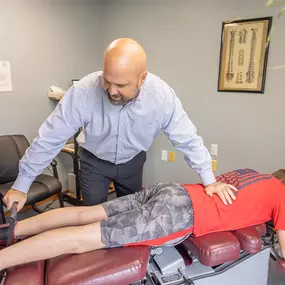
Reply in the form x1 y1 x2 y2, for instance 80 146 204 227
0 61 12 92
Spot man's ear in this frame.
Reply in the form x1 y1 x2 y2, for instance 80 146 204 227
139 71 148 87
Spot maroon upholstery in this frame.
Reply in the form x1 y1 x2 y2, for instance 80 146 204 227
3 223 281 284
182 224 265 267
276 258 285 273
255 223 267 236
4 261 45 285
232 225 262 253
46 246 150 285
182 232 240 267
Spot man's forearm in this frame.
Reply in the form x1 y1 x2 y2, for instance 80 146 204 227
277 230 285 258
180 143 216 186
12 87 85 193
161 89 216 186
12 134 69 193
181 133 215 186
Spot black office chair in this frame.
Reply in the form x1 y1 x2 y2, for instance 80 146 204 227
0 135 64 224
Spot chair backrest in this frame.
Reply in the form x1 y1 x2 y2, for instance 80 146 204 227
0 135 29 184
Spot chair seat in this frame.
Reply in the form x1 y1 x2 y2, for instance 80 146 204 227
0 174 61 205
46 246 150 285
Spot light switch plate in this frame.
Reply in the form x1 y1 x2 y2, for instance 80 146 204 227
161 150 168 161
210 144 218 156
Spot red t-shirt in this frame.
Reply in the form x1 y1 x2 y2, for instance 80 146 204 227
126 169 285 247
186 168 285 237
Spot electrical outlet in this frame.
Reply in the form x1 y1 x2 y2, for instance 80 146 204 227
210 144 218 156
212 160 217 172
169 151 175 162
161 150 168 161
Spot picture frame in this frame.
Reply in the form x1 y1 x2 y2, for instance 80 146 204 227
217 16 272 93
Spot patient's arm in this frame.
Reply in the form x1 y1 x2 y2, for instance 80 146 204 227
276 230 285 258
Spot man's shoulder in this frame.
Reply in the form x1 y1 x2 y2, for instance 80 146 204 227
145 72 172 90
143 72 176 103
75 71 103 88
73 71 103 103
60 71 103 115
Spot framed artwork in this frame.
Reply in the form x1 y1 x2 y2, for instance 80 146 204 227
217 16 272 93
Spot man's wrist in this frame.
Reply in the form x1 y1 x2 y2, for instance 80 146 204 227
12 175 33 194
200 170 216 186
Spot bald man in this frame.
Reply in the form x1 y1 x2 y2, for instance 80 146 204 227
4 38 237 209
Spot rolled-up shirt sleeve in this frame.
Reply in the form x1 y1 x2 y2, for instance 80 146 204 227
13 87 87 193
161 86 216 186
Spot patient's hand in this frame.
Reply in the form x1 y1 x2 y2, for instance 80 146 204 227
3 189 27 211
277 230 285 259
204 182 238 205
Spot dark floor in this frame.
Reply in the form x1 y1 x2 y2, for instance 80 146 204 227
5 196 285 285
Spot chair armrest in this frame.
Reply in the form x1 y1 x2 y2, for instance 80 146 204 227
50 159 57 167
50 159 59 179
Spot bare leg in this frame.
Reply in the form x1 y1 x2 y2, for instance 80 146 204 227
0 221 105 270
14 205 107 238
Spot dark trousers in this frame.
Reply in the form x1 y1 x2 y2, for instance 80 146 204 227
78 147 146 206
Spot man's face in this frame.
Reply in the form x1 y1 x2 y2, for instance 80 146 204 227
102 68 143 106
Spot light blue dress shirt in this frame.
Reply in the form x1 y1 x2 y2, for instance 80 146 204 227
13 71 216 193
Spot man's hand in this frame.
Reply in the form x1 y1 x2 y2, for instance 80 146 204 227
204 181 238 205
3 189 27 211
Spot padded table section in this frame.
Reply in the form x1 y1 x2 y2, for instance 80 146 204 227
182 224 266 267
46 246 150 285
182 232 240 267
4 260 45 285
255 223 267 236
232 225 264 253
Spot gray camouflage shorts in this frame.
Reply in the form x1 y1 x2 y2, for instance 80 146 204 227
100 182 194 248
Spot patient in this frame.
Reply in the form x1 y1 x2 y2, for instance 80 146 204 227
0 168 284 276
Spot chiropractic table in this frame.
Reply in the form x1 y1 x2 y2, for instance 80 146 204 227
2 221 285 285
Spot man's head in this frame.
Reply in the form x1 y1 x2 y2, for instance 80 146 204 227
102 38 148 105
272 169 285 185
